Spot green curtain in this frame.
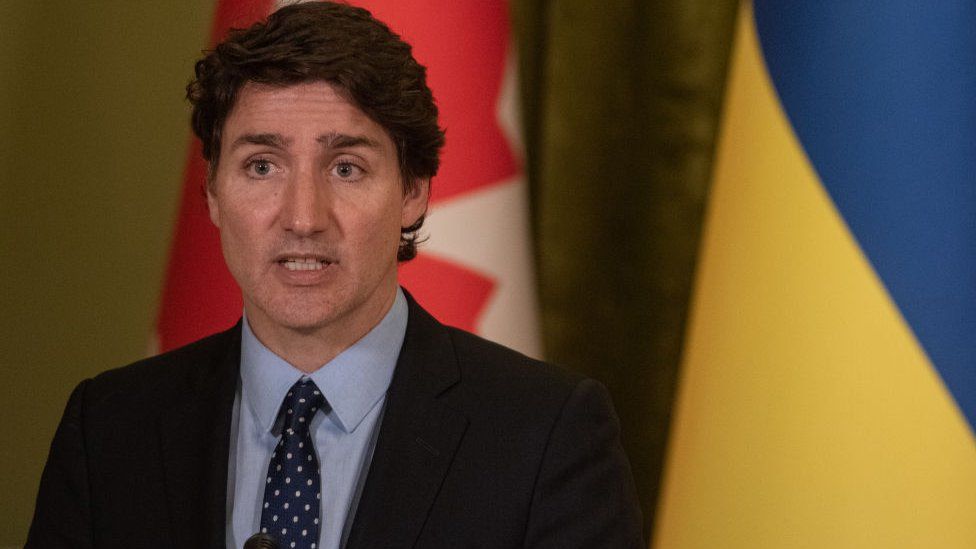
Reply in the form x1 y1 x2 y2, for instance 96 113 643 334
513 0 738 536
0 2 211 543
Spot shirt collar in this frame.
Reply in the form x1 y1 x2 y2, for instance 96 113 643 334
240 287 408 435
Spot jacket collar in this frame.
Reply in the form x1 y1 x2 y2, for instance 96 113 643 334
155 292 468 549
157 323 242 548
344 293 469 549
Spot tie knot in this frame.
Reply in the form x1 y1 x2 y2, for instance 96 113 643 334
282 379 325 431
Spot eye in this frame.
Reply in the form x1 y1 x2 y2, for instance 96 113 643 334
245 158 277 178
333 161 364 181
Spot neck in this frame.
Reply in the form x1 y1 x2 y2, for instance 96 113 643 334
246 287 398 373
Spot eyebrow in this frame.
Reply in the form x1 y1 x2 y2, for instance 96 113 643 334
228 132 382 152
317 133 382 150
230 133 290 150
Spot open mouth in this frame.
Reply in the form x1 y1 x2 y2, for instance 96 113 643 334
279 257 332 271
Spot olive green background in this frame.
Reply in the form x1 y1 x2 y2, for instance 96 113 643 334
513 1 737 537
0 1 736 544
1 1 212 542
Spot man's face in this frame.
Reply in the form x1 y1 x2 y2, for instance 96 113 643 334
207 81 428 345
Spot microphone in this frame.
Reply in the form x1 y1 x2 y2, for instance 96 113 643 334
243 532 280 549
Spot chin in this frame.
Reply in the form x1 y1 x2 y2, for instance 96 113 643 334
270 305 343 333
245 278 394 337
246 290 339 331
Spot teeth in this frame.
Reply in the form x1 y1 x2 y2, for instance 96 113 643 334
282 258 327 271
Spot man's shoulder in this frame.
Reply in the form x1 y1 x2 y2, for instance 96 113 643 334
80 323 240 410
434 324 599 425
443 325 581 388
402 294 587 408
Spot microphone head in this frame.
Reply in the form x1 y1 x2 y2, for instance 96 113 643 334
243 532 280 549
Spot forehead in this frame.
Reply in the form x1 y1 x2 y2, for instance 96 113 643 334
222 81 391 146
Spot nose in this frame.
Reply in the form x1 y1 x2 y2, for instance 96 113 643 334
280 168 329 236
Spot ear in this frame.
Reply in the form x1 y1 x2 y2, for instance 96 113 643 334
206 185 221 227
401 178 430 228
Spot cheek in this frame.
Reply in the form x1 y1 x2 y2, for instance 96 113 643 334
222 191 279 231
343 193 402 239
216 202 275 263
347 211 404 267
220 207 254 242
355 213 401 249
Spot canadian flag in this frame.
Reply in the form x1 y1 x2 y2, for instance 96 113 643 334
155 0 541 358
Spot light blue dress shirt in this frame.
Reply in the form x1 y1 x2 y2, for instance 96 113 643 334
226 288 407 549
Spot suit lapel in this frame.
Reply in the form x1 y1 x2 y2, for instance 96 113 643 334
158 324 241 549
345 298 469 549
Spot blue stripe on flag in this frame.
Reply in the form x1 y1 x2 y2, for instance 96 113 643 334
753 1 976 430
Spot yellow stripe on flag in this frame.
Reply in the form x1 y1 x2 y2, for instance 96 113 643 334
653 3 976 547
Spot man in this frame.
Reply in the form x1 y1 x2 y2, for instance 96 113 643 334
28 3 643 548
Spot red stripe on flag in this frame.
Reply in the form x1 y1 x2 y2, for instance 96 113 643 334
209 0 275 48
398 255 496 332
156 0 273 351
354 0 518 204
157 142 241 351
357 1 515 328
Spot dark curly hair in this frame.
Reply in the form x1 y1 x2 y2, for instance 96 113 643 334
187 1 444 261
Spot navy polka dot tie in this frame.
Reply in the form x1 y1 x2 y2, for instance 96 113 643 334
260 379 326 549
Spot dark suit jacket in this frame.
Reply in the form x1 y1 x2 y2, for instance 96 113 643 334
28 297 643 548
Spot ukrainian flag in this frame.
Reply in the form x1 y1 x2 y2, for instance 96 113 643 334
654 2 976 547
